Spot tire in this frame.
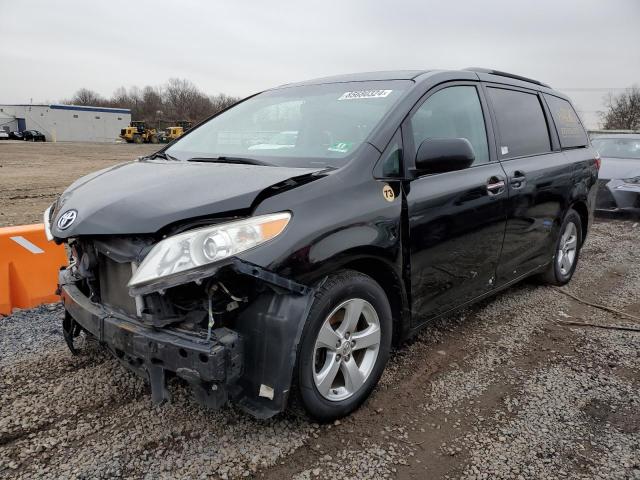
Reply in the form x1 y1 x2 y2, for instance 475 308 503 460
539 209 582 286
295 270 392 421
150 135 159 144
133 134 143 144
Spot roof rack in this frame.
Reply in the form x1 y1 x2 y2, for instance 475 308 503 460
464 68 551 88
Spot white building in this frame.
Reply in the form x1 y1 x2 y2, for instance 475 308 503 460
0 104 131 142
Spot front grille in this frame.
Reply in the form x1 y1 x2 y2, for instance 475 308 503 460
97 255 138 316
596 180 617 209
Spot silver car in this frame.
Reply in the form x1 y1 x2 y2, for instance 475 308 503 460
591 134 640 215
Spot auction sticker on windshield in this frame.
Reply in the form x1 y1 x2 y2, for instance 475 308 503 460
338 90 392 100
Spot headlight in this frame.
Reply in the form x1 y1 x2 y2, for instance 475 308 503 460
43 205 53 241
622 176 640 185
128 212 291 288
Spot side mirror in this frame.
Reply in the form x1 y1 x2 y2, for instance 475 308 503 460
414 138 475 175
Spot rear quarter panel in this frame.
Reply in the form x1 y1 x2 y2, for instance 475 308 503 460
564 147 599 233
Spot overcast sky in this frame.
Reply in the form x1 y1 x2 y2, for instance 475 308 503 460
2 0 639 127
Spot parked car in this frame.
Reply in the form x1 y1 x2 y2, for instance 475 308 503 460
0 130 9 140
591 134 640 215
47 68 598 421
22 130 46 142
8 131 23 140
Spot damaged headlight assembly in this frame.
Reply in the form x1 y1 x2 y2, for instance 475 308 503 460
128 212 291 289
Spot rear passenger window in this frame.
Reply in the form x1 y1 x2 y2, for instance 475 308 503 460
411 86 489 165
544 95 588 149
488 88 550 159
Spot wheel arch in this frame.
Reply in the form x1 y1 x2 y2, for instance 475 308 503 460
340 257 410 345
569 199 589 243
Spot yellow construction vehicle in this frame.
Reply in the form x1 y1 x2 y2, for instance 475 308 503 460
120 121 158 144
160 126 184 143
159 121 192 143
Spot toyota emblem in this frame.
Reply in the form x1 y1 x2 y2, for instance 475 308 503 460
57 210 77 230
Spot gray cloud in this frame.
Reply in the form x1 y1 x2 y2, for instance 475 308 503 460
2 0 638 127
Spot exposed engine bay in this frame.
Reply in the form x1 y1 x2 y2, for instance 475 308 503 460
69 236 251 329
58 233 314 419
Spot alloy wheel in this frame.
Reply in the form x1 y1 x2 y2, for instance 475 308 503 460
312 298 381 401
557 222 578 275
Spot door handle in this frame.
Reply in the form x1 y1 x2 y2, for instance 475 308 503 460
510 171 526 189
486 177 506 196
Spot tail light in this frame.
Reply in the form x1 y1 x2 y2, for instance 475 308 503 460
594 151 601 170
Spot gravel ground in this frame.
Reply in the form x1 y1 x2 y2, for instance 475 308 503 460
1 219 638 479
0 304 64 368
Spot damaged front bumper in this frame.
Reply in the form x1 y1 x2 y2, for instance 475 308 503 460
59 266 316 419
60 269 242 410
595 179 640 214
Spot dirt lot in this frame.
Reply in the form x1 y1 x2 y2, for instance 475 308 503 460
0 142 639 479
0 141 157 227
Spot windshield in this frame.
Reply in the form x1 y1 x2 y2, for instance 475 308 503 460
166 80 410 168
592 137 640 159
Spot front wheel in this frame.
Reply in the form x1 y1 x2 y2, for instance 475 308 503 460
296 270 392 421
539 209 582 285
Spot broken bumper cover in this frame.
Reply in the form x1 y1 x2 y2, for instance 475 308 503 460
595 179 640 214
59 270 243 410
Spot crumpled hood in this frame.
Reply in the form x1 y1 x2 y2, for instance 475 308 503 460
599 156 640 181
51 159 322 238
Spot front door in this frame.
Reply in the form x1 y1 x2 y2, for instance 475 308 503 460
405 84 508 324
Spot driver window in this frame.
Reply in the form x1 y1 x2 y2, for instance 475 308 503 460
411 86 489 165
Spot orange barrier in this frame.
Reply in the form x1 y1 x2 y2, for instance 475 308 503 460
0 224 67 315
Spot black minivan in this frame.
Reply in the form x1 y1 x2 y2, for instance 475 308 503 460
48 69 598 420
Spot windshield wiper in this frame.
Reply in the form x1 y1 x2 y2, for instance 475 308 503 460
146 151 179 161
187 156 273 166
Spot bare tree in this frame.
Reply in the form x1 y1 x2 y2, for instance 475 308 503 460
67 88 105 106
141 87 163 115
601 86 640 130
164 78 212 121
111 86 131 106
60 80 242 125
210 93 240 115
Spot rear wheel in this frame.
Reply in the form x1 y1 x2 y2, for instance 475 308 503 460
296 270 392 421
539 209 582 285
